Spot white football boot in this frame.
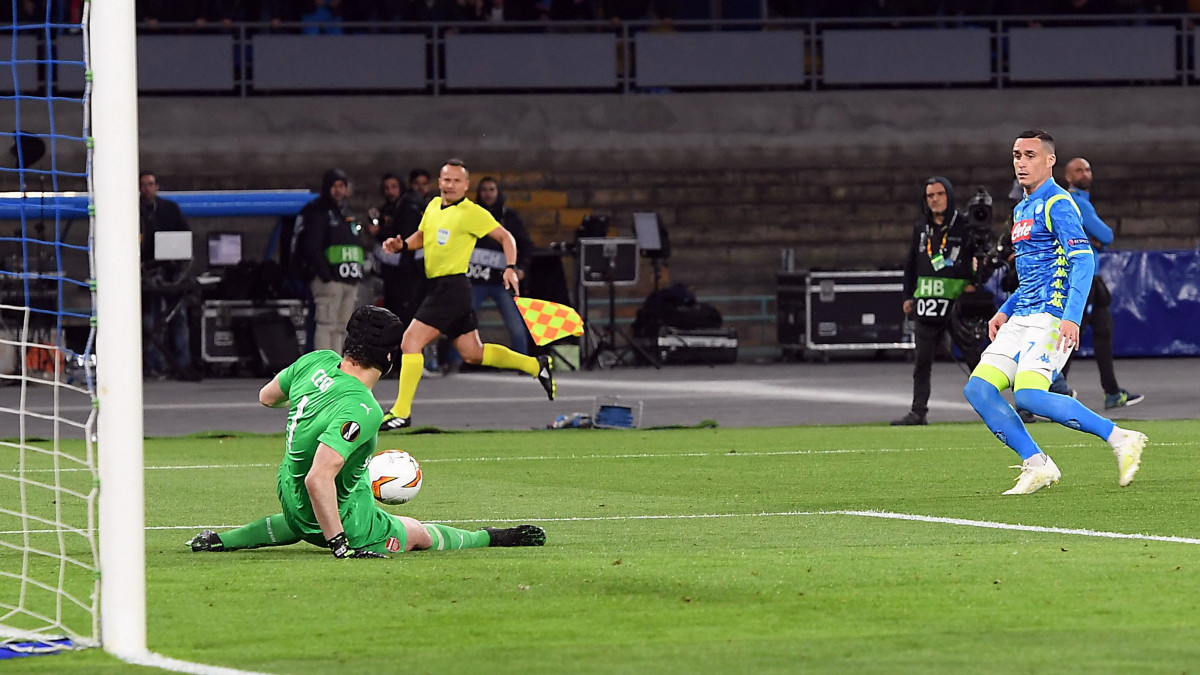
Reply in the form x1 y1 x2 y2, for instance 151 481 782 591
1002 455 1062 495
1108 427 1148 487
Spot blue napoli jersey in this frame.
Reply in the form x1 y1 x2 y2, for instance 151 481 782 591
1002 179 1095 324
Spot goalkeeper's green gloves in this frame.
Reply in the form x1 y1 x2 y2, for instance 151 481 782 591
326 532 387 559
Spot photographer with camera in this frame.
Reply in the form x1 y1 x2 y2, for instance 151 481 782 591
892 176 981 426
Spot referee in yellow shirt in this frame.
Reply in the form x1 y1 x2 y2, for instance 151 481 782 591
378 159 555 431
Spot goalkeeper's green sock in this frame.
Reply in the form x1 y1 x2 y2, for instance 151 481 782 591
423 524 491 550
482 343 538 377
389 353 424 419
219 514 300 550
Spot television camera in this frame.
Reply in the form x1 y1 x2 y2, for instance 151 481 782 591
950 187 1012 350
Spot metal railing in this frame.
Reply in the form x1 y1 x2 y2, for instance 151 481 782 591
6 14 1194 97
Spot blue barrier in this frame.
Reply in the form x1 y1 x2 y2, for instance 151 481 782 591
0 190 316 219
1084 249 1200 358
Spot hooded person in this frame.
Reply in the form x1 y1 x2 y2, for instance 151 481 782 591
446 176 536 370
892 176 981 426
292 168 365 353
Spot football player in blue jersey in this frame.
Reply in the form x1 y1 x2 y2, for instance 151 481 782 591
962 130 1147 495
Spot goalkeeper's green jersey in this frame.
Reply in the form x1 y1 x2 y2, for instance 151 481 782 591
274 350 384 541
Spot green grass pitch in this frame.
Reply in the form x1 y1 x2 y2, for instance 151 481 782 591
8 419 1200 673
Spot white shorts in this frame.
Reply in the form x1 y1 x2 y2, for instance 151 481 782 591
978 312 1072 389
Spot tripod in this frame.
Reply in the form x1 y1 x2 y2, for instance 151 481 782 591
582 258 660 370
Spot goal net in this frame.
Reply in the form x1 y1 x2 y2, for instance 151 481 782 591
1 0 143 656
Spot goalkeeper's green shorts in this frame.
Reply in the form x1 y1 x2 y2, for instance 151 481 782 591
277 476 408 554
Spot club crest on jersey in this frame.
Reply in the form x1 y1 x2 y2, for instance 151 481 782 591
437 228 450 245
1012 219 1034 242
340 421 361 442
386 537 402 552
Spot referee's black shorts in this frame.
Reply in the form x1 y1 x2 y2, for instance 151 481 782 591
413 274 477 338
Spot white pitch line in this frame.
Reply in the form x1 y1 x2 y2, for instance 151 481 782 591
11 510 1200 547
462 372 975 410
147 509 1200 547
829 510 1200 546
8 446 928 473
122 651 274 675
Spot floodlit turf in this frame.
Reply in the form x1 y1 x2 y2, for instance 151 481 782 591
7 419 1200 673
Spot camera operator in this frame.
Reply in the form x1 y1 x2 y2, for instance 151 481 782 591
892 176 981 426
139 170 201 381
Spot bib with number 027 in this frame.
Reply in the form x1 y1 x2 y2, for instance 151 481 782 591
912 276 967 319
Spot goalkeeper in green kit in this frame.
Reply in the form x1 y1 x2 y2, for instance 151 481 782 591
187 305 545 558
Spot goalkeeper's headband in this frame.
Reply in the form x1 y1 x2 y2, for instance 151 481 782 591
344 306 404 375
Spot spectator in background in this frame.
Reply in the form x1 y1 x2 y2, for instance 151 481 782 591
550 0 595 20
370 173 425 337
1051 157 1144 409
602 0 672 24
401 0 465 21
139 171 200 381
447 176 535 372
767 0 837 18
215 0 297 28
853 0 909 18
501 0 543 20
398 168 443 373
299 0 343 33
292 168 364 353
1057 0 1115 14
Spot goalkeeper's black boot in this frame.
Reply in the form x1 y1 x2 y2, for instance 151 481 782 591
187 530 225 552
536 355 556 401
485 525 546 547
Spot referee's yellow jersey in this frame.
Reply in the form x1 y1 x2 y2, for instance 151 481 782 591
419 197 501 278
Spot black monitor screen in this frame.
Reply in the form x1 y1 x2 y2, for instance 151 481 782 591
207 232 243 268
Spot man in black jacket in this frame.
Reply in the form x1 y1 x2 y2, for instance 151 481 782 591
139 171 200 380
892 176 980 425
292 168 364 354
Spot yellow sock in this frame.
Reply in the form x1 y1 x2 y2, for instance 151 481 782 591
389 353 424 418
482 343 538 377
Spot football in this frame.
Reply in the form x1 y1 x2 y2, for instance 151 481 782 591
368 450 423 505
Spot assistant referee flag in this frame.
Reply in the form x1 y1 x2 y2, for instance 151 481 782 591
514 297 584 346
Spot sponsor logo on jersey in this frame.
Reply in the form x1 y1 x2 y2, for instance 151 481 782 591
340 421 361 442
386 536 402 552
437 228 450 245
1012 219 1034 242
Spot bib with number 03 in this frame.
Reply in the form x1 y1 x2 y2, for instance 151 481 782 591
912 276 967 319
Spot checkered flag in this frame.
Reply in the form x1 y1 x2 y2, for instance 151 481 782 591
514 297 584 346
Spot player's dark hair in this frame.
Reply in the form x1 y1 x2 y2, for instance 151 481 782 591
380 172 400 189
1016 129 1055 153
408 168 429 184
343 306 405 375
138 170 156 181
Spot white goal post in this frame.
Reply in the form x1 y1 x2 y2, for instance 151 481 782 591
90 0 147 658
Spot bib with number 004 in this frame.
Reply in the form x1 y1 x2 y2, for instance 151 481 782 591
912 276 967 319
